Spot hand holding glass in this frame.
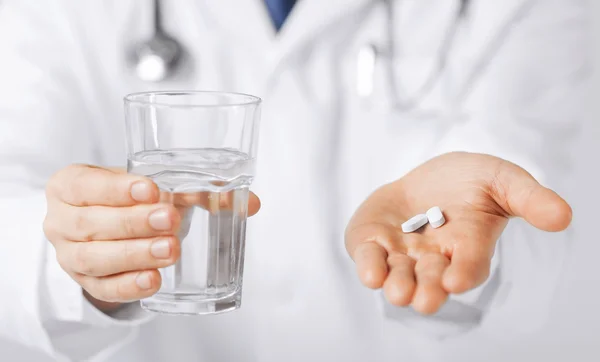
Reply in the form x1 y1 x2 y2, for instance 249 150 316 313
124 91 261 315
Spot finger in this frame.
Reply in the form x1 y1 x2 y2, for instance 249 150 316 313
412 253 450 315
76 269 161 303
346 224 402 288
442 235 494 294
58 202 181 241
353 242 389 289
168 190 261 216
383 253 416 306
83 290 123 312
493 162 572 232
248 192 261 216
59 236 180 277
48 165 159 207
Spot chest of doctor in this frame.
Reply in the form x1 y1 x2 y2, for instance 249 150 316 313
75 0 490 288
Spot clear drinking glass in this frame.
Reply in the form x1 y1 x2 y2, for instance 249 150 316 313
124 91 261 315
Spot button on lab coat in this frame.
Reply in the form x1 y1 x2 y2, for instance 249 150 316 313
0 0 590 361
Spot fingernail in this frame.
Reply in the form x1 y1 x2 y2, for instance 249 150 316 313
150 239 172 259
136 272 153 290
149 209 172 230
131 182 151 202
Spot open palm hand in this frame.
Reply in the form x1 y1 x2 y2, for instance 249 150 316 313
345 152 572 315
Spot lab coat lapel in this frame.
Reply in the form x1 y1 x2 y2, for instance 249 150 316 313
273 0 371 60
197 0 532 92
465 0 534 59
390 0 462 98
386 0 532 101
194 0 277 52
197 0 371 61
454 0 534 98
279 0 533 64
386 0 532 56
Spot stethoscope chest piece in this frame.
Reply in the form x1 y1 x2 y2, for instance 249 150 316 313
129 0 187 83
131 34 183 83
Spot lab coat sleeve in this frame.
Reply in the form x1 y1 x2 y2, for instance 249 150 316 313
380 0 591 340
0 1 152 359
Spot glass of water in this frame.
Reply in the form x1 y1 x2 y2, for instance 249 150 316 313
124 91 261 315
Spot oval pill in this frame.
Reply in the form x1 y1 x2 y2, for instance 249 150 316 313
401 214 428 233
426 206 445 228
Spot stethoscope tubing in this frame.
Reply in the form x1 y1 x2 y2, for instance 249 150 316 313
359 0 470 111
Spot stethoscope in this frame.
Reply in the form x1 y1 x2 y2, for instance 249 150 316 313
356 0 470 111
129 0 184 82
130 0 470 110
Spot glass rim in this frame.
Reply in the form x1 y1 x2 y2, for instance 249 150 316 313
124 90 262 108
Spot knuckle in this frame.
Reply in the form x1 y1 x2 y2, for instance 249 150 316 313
72 210 94 242
47 164 88 199
45 176 59 199
69 166 92 205
46 166 74 198
488 172 505 199
346 223 398 254
84 278 112 303
55 249 71 273
73 244 96 275
73 275 110 303
121 212 139 237
42 217 59 241
86 290 106 303
386 253 409 268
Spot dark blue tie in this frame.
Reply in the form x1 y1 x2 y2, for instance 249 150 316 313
264 0 297 32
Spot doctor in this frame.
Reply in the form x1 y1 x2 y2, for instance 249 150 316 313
0 0 589 361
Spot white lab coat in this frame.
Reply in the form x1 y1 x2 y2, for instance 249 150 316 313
0 0 590 361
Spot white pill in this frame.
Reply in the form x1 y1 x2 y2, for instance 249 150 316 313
426 206 445 228
401 214 428 233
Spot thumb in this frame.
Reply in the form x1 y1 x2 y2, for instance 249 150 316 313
494 162 572 232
